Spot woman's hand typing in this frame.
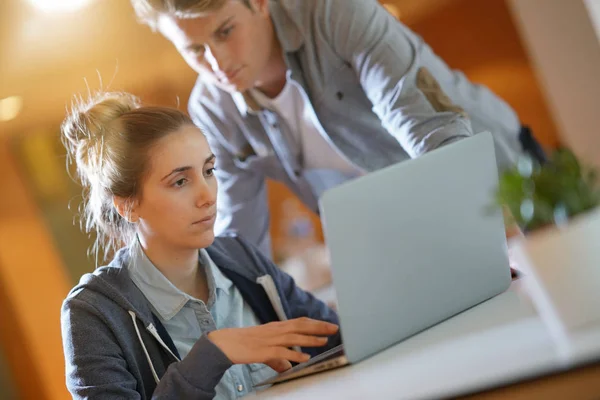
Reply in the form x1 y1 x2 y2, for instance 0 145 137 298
207 317 339 372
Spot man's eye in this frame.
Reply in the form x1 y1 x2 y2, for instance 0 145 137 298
218 26 234 38
188 46 205 55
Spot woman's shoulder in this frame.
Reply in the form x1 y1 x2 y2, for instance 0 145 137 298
62 247 147 317
208 235 275 278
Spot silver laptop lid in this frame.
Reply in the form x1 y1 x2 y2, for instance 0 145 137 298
319 132 511 364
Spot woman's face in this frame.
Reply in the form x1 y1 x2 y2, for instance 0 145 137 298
131 124 218 251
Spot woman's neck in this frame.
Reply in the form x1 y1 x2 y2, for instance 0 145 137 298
136 236 207 301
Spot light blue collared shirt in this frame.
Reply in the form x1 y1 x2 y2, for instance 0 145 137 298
128 244 276 399
190 0 524 256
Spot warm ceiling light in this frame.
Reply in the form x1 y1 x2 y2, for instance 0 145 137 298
26 0 93 13
383 3 401 19
0 96 23 122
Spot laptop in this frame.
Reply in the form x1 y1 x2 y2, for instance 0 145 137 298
255 132 512 386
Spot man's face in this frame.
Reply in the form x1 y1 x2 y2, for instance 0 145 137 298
158 0 274 93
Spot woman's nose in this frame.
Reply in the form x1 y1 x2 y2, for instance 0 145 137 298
195 179 216 207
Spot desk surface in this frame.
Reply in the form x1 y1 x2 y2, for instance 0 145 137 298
248 278 600 399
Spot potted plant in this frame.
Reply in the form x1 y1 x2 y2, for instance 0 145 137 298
495 148 600 357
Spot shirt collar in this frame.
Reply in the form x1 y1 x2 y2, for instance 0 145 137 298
199 248 232 296
232 69 296 116
232 91 261 116
127 244 227 321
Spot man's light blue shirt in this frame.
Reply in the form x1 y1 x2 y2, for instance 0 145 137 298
128 244 276 399
190 0 525 256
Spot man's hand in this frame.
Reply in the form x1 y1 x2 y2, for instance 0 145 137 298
207 317 339 372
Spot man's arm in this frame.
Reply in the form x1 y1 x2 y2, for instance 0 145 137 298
317 0 472 157
189 101 273 256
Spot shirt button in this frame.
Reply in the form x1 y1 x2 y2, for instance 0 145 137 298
237 384 244 392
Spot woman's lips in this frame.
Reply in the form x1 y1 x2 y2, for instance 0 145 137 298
193 214 216 225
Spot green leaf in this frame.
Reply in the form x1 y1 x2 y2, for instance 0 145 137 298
493 148 599 231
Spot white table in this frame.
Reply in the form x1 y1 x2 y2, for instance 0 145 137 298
248 278 600 399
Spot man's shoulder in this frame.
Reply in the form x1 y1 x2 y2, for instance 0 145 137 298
273 0 334 15
272 0 356 24
270 0 370 53
270 0 322 29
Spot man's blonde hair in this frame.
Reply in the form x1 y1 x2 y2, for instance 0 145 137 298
131 0 251 30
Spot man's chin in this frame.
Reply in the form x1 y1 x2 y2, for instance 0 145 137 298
215 79 252 93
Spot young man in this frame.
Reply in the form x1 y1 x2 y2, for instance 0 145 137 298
132 0 545 255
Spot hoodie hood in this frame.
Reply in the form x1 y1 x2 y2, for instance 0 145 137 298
67 247 157 328
66 236 285 329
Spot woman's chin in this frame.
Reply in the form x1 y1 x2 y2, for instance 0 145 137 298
193 230 215 249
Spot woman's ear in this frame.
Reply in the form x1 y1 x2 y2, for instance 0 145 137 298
112 196 139 223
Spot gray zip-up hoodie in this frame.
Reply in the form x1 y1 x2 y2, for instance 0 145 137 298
61 235 340 399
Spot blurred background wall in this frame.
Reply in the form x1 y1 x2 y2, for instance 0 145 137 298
2 0 595 398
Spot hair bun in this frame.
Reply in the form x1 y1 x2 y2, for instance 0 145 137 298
62 92 140 149
61 92 141 181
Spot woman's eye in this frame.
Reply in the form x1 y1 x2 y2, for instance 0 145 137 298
205 167 217 177
174 178 187 187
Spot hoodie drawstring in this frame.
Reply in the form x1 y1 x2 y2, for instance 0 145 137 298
256 275 301 352
129 311 160 384
147 323 180 362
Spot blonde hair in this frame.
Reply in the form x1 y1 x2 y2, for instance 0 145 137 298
131 0 251 30
62 92 194 262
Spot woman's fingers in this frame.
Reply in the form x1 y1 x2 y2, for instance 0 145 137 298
269 347 311 364
272 333 329 348
267 318 339 336
265 358 293 373
207 319 338 367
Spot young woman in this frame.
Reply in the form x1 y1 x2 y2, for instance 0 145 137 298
60 92 340 399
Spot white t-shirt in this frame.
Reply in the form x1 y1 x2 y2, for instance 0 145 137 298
250 79 364 179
